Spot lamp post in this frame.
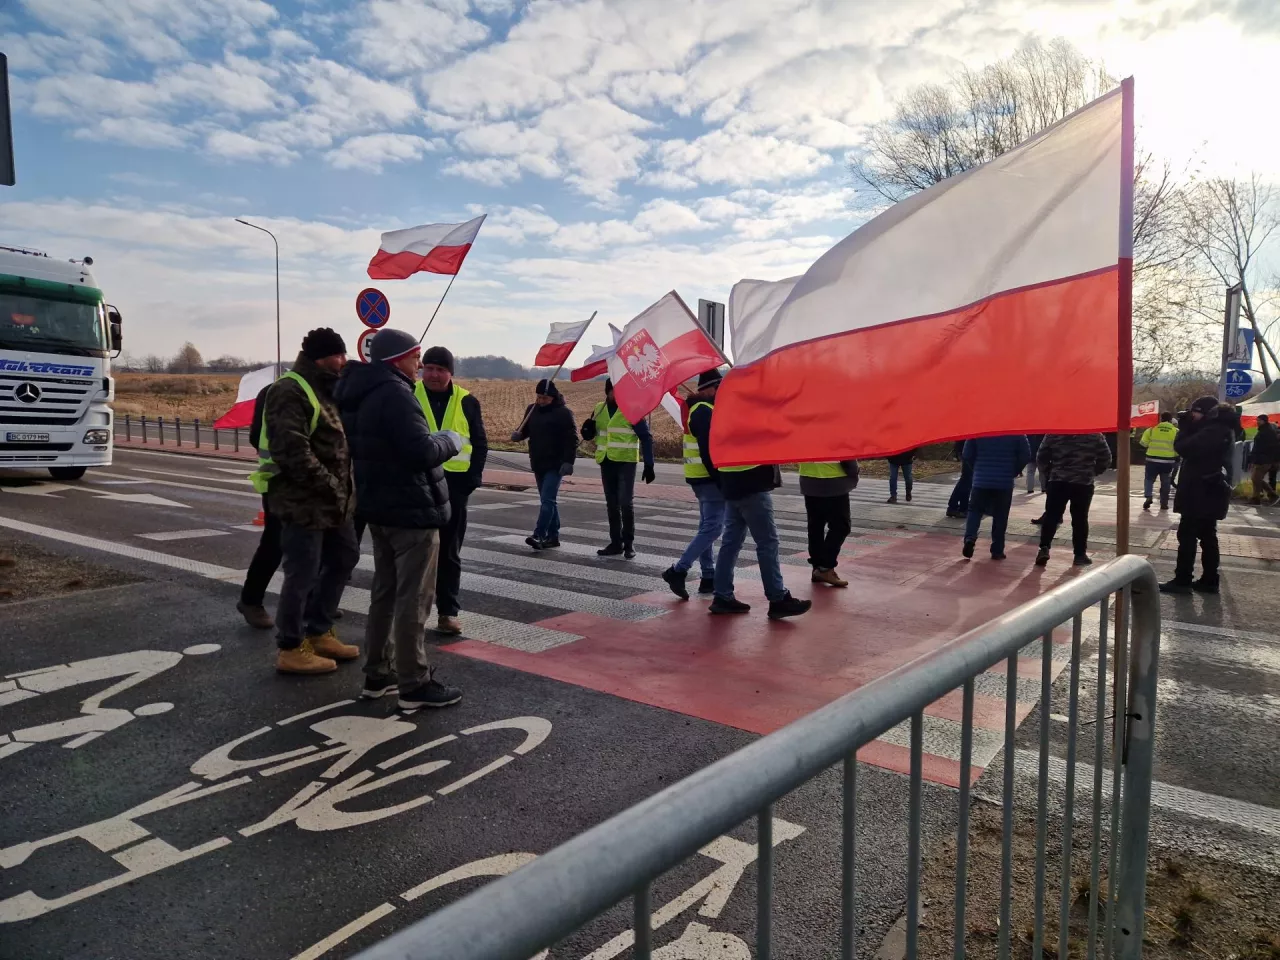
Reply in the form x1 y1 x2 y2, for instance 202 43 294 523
234 218 280 374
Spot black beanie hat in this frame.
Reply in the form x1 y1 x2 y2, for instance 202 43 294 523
369 328 420 363
536 378 560 398
697 369 723 390
301 327 347 361
422 345 454 373
1190 395 1218 415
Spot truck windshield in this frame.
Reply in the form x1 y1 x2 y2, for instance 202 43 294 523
0 291 106 357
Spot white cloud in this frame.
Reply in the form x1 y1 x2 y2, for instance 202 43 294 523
443 156 522 187
694 196 752 221
474 205 562 243
632 199 710 235
268 28 316 54
351 0 489 76
74 117 192 150
206 129 298 164
0 31 112 73
548 219 649 253
655 130 832 187
327 133 435 171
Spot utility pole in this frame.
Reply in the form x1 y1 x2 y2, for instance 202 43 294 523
235 218 281 374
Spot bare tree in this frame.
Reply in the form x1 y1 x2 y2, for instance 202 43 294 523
205 355 248 373
1175 173 1280 384
142 354 167 373
168 343 205 375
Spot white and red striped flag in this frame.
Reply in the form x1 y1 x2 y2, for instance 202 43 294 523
213 364 276 430
534 317 594 368
712 82 1133 465
367 215 485 280
607 291 723 423
570 323 623 382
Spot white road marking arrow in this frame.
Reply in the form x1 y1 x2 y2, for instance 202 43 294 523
0 483 71 497
86 490 191 509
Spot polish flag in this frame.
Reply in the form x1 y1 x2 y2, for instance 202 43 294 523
1131 400 1159 428
534 317 594 368
607 291 724 423
213 364 277 429
660 389 687 431
712 82 1133 465
570 323 623 381
367 215 486 280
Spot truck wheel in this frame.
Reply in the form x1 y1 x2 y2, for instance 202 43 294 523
49 466 88 481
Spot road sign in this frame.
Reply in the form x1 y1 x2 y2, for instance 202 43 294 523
1227 327 1254 369
1225 368 1253 400
357 328 376 363
356 287 390 329
697 299 725 349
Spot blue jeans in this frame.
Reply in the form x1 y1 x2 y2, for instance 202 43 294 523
889 462 913 498
1144 462 1174 504
964 487 1013 555
676 483 725 577
714 491 786 603
534 471 561 540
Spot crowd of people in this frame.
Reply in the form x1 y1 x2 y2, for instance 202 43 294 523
237 330 1258 707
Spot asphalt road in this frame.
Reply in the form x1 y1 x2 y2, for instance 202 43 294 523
2 447 1277 959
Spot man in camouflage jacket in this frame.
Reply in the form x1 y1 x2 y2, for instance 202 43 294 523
1034 432 1112 567
265 328 361 675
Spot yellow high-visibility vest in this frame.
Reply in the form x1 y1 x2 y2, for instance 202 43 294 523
248 371 320 494
592 402 638 464
414 381 472 473
1140 422 1178 461
798 462 845 479
683 401 714 479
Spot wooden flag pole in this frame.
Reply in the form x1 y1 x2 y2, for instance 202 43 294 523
513 312 597 435
418 271 460 344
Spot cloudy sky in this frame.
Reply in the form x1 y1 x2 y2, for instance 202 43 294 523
1 0 1276 368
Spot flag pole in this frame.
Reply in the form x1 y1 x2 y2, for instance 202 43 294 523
514 311 597 434
419 270 461 344
1116 76 1136 561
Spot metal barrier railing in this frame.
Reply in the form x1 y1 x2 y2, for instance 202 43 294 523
116 416 248 454
354 555 1161 960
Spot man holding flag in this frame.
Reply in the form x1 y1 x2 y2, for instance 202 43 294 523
581 378 655 559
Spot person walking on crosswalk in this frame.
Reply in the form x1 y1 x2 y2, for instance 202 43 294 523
236 380 281 630
414 346 488 637
1139 413 1179 511
960 434 1030 560
1033 432 1112 567
512 379 578 550
662 370 726 599
253 328 361 675
801 459 859 587
582 378 656 560
337 328 465 709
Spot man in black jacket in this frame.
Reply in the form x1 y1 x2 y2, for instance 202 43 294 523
337 328 465 710
1161 397 1238 595
512 379 577 550
416 346 488 635
1248 413 1280 504
237 381 279 629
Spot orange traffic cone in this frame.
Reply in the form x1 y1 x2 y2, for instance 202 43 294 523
253 511 266 526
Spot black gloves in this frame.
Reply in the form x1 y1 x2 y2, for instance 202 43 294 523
559 461 575 477
642 464 655 484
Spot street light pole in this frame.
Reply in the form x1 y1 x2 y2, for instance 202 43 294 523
235 218 280 374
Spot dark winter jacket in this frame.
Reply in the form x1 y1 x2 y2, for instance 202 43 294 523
963 435 1031 491
264 353 354 530
1173 405 1238 521
1251 421 1280 465
250 383 271 454
335 360 457 530
515 383 578 476
1036 433 1112 486
886 449 917 467
798 461 860 497
422 383 489 497
695 400 780 500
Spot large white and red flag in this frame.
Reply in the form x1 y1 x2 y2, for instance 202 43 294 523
607 291 724 423
367 215 486 280
570 323 623 381
712 82 1133 466
213 364 277 430
534 317 594 368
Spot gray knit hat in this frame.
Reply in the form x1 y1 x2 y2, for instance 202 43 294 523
370 328 420 363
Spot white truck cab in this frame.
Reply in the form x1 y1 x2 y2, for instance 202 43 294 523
0 245 122 480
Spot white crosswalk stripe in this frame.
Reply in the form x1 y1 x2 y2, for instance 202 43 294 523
484 536 675 574
462 546 659 590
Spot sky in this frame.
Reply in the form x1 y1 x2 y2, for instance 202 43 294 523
1 0 1277 370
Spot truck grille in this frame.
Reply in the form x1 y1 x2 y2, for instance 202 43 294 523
0 373 96 425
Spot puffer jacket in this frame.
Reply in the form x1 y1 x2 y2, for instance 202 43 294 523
1037 433 1112 486
336 360 457 530
1173 405 1238 521
963 435 1031 490
515 383 578 475
1251 421 1280 465
264 353 355 530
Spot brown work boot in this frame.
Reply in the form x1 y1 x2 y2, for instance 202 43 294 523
276 639 337 675
236 600 274 630
308 628 359 662
436 615 463 636
811 568 849 588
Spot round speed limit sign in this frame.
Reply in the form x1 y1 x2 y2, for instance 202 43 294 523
357 328 376 363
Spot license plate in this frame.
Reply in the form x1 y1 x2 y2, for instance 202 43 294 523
6 432 50 442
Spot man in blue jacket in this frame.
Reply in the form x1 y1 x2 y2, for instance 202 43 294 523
961 435 1031 560
336 328 465 711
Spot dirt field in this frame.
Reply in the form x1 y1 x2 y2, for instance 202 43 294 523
0 538 142 604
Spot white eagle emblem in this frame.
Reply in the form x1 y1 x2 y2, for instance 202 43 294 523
622 331 663 383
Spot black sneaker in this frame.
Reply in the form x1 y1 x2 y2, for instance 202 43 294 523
946 510 966 519
1159 503 1169 511
1035 547 1050 567
662 566 690 601
1159 579 1193 595
767 593 812 620
709 596 751 615
1191 578 1219 594
398 673 462 710
1073 554 1093 566
623 544 636 559
1030 516 1044 526
886 496 897 504
360 676 397 699
991 552 1006 561
698 577 716 595
1142 499 1152 511
542 538 561 548
905 489 913 502
962 539 975 559
525 536 544 550
597 543 623 557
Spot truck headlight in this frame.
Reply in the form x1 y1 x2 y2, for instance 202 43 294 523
83 429 111 444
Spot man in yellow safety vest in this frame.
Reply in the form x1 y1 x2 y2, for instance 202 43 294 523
1139 412 1179 511
414 346 488 636
661 370 726 599
581 378 655 559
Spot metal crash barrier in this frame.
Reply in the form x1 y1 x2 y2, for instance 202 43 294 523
359 556 1161 960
